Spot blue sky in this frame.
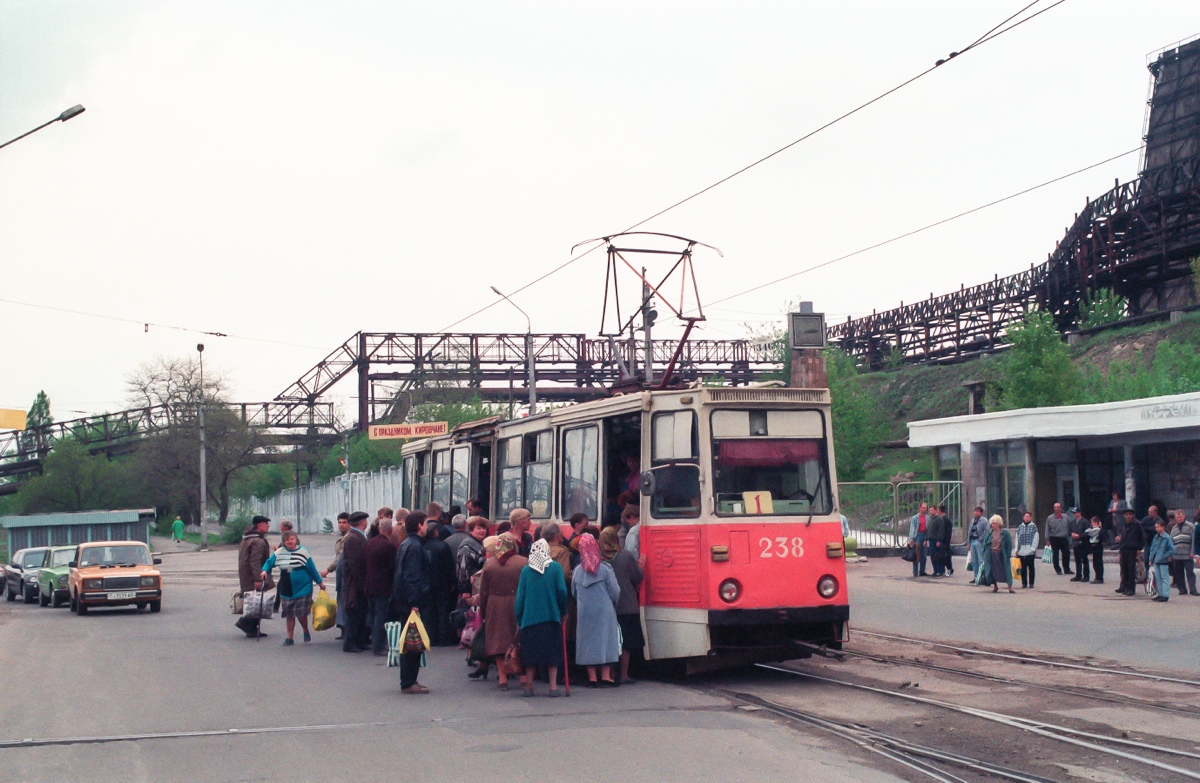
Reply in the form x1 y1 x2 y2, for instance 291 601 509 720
1 2 1195 419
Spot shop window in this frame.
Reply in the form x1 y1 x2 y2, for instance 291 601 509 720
987 441 1025 526
937 445 961 482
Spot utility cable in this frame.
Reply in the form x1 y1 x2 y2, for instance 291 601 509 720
703 145 1140 309
0 297 325 350
439 0 1068 331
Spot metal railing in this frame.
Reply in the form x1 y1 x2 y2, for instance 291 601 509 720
838 480 964 548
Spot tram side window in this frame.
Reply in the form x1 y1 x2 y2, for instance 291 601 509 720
649 411 701 518
451 446 470 511
524 431 553 518
432 449 451 508
414 452 430 509
561 425 599 521
401 456 415 510
711 409 831 516
497 437 523 518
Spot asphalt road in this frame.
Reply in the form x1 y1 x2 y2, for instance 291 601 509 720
0 538 904 783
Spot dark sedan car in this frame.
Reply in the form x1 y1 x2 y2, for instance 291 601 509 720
5 547 49 603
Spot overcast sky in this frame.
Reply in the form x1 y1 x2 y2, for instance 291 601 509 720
1 2 1195 422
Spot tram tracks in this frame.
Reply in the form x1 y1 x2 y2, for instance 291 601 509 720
757 663 1200 781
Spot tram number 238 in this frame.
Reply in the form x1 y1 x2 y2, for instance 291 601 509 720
759 537 804 558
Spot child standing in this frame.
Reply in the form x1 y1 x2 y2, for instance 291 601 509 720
1087 517 1105 584
1149 519 1174 602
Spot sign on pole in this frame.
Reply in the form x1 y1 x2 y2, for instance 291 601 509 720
0 409 27 431
368 422 449 440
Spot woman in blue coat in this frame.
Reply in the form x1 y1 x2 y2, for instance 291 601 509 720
261 530 324 645
1149 518 1175 602
571 533 621 687
977 515 1015 594
515 539 569 696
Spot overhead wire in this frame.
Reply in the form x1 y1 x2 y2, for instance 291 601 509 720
438 0 1069 332
703 145 1141 309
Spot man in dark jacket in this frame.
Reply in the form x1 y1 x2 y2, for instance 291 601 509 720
927 510 947 578
1115 508 1144 596
1069 508 1091 582
235 516 274 638
423 522 458 646
392 511 432 694
341 511 371 652
365 518 398 655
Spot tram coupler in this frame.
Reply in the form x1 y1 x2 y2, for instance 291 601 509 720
787 640 846 662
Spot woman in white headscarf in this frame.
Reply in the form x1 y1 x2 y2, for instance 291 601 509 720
514 538 569 696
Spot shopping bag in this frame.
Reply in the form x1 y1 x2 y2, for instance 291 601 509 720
242 589 273 620
230 590 244 615
1136 554 1147 585
1011 556 1023 578
1041 546 1052 564
901 544 916 563
385 621 402 667
1144 566 1156 597
400 608 431 654
311 589 337 632
459 608 481 648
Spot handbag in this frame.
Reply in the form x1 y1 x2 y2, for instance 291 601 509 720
900 544 916 563
502 641 523 676
230 590 244 615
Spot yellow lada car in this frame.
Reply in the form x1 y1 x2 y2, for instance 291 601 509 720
69 541 163 614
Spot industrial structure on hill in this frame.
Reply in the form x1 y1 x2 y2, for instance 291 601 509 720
829 36 1200 367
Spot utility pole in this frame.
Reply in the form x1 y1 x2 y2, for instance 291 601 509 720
343 431 350 514
197 344 208 551
642 269 656 386
491 286 536 415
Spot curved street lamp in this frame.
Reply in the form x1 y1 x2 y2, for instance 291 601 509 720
0 105 86 151
490 286 536 414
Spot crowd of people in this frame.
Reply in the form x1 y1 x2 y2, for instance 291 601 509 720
235 499 646 696
909 497 1200 602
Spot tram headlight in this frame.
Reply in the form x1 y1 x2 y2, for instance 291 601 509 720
718 578 742 604
817 575 839 599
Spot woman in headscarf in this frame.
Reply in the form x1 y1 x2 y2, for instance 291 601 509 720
600 527 645 684
477 532 528 690
572 532 621 686
466 535 501 680
514 539 569 696
977 515 1015 593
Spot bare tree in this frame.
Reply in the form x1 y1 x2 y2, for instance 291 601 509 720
125 355 230 413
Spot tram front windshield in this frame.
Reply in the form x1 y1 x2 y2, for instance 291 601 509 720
710 409 831 516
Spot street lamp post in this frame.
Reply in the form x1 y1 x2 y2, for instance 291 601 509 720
197 344 208 551
0 105 86 151
490 286 536 415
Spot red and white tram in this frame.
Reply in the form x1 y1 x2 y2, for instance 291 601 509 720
398 383 848 672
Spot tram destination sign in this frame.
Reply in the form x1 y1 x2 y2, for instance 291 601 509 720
368 421 449 440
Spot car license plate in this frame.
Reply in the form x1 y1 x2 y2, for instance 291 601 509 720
108 591 137 600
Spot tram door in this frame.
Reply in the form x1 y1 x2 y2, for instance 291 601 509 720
473 443 492 517
604 413 642 526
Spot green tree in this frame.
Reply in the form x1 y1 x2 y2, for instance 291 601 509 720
17 390 53 453
985 310 1079 411
15 440 132 513
1079 288 1126 329
824 348 887 481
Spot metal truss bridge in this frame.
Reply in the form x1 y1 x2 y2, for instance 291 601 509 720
829 37 1200 367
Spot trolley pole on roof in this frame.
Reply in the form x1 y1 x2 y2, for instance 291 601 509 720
642 270 655 385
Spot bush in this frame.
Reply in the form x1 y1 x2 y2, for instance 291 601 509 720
985 310 1078 410
1079 288 1126 329
222 515 251 545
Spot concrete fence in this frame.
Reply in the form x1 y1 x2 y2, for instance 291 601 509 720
233 467 408 534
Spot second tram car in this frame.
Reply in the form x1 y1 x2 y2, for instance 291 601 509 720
398 384 848 671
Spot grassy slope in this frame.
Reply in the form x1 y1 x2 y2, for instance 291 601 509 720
843 314 1200 482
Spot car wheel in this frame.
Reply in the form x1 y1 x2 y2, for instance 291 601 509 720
51 591 62 609
23 585 36 604
39 589 50 607
5 584 15 602
149 600 161 613
75 593 88 615
70 592 77 612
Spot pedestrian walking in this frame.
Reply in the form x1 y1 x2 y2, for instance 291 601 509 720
341 511 371 652
478 533 528 691
514 539 569 697
967 507 988 584
1149 518 1174 603
571 532 622 686
1115 508 1144 596
321 512 350 639
260 530 324 646
366 518 398 655
392 511 434 694
1069 507 1091 583
423 522 458 646
1169 509 1199 596
1015 511 1039 589
908 502 930 577
235 516 274 638
601 527 644 684
927 508 947 578
171 515 185 543
978 515 1015 594
1086 517 1105 583
1045 503 1073 576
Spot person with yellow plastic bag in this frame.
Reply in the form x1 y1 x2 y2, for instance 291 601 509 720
311 588 337 632
390 512 434 694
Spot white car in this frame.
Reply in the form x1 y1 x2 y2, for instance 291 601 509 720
5 547 48 603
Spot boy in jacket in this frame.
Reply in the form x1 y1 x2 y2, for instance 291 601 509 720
1149 519 1174 602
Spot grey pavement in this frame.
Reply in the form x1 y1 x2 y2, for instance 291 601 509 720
848 555 1200 671
1 535 904 783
